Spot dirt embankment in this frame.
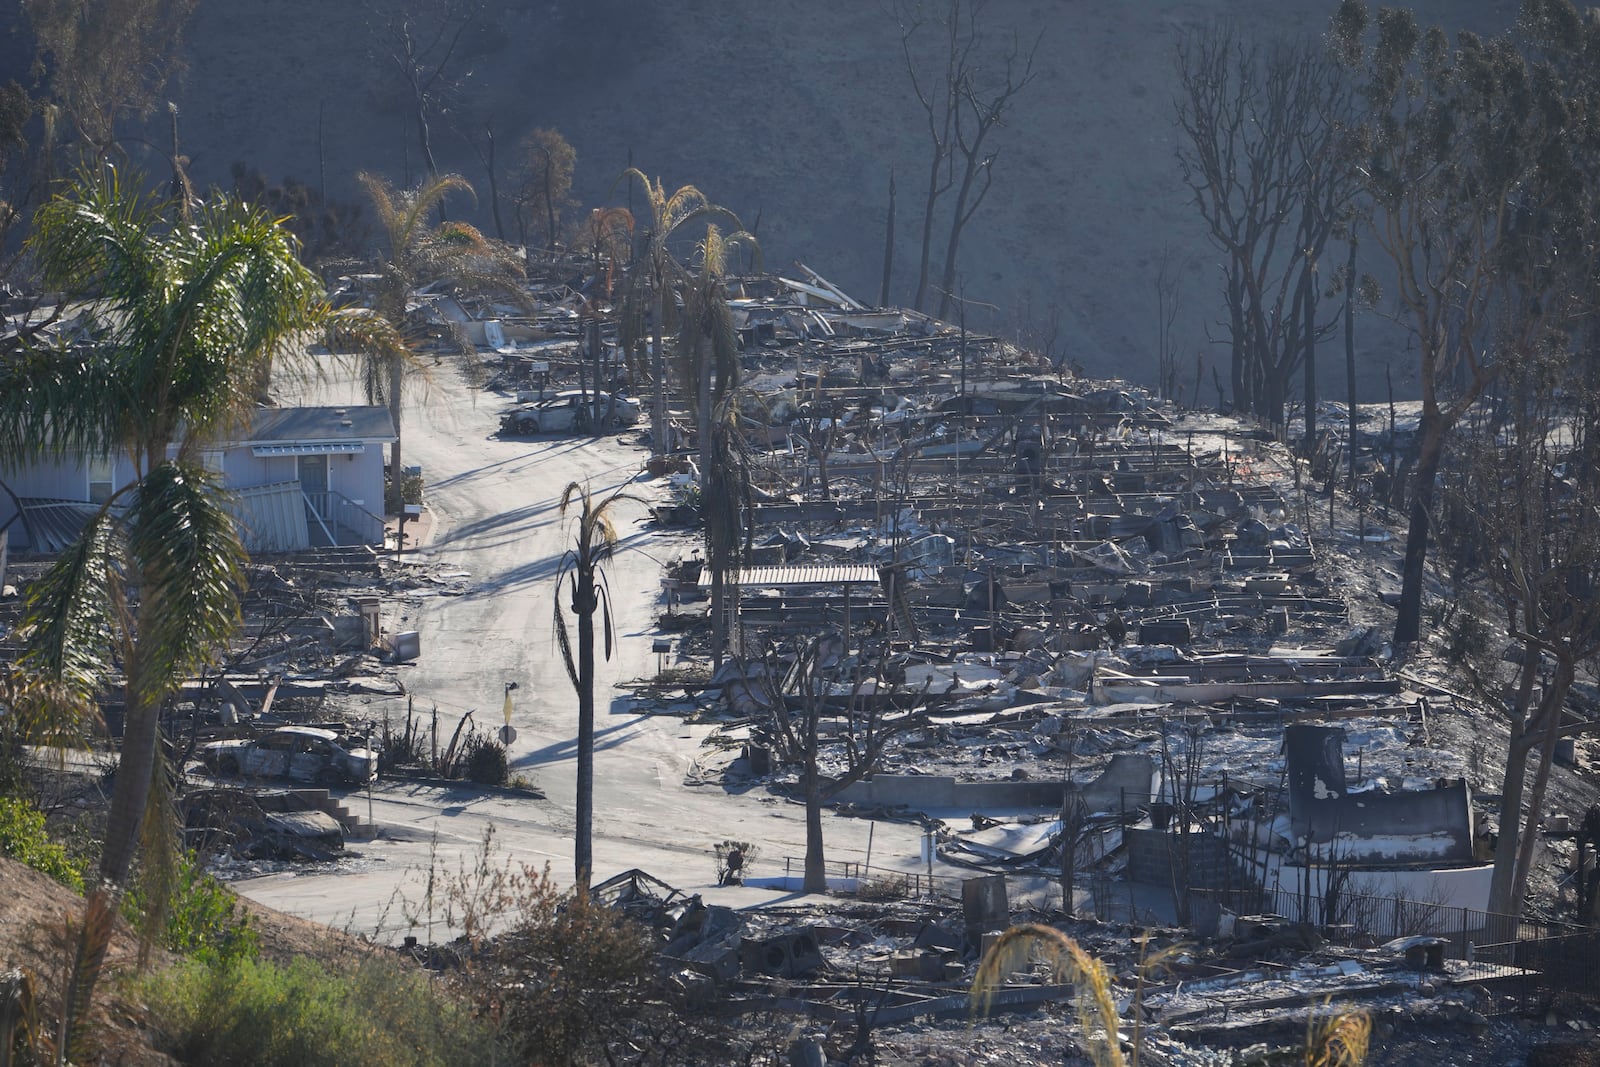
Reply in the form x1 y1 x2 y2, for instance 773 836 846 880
0 854 378 1063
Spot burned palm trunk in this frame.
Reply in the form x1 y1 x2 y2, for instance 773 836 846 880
573 563 596 888
1059 789 1087 918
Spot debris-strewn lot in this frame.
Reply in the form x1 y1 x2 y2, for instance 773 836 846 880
6 257 1600 1064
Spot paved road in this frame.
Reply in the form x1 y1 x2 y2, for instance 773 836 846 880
237 361 943 936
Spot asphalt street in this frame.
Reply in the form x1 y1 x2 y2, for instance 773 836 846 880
236 360 947 936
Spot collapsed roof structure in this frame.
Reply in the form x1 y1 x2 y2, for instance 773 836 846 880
447 258 1600 1043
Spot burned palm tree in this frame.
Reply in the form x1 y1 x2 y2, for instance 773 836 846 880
614 171 753 462
677 224 758 667
553 482 639 888
358 171 527 508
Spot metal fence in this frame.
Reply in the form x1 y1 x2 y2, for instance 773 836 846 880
1191 884 1600 1008
1474 930 1600 1010
1190 884 1552 950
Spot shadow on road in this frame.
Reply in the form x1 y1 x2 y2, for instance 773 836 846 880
461 526 661 599
514 712 651 766
427 438 593 491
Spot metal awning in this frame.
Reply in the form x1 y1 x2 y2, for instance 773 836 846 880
698 564 881 588
251 442 367 457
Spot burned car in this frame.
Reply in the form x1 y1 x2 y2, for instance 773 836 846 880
182 787 345 860
499 390 640 435
201 726 377 785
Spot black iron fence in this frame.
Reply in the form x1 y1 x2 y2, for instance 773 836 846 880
1191 884 1600 1007
1191 884 1559 949
1474 930 1600 1010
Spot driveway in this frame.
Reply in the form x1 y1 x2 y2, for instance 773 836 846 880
236 362 947 936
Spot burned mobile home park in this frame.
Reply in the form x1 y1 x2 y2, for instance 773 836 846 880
9 232 1600 1063
11 0 1600 1056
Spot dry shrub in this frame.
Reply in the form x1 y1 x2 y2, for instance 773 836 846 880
415 828 790 1064
430 829 657 1066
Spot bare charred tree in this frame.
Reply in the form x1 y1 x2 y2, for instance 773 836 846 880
795 396 845 503
1326 230 1380 488
367 0 487 194
22 0 198 160
1175 24 1359 434
898 0 961 315
512 128 577 252
753 636 931 894
933 19 1038 323
1435 346 1600 917
1155 245 1184 403
466 119 505 241
897 0 1037 319
0 82 37 280
1331 0 1600 645
879 167 896 308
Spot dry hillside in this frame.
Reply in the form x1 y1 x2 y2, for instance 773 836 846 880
10 0 1519 391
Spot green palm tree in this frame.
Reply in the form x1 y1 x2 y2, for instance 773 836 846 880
615 171 752 462
358 171 527 509
553 481 639 889
0 168 395 1054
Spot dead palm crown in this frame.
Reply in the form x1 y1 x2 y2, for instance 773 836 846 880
553 482 640 889
613 170 758 462
357 171 529 508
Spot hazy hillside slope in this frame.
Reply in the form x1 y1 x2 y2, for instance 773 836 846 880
80 1 1527 391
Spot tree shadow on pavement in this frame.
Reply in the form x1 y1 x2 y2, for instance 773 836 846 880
515 714 650 765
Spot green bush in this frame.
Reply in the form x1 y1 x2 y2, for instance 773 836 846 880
125 850 259 966
138 954 500 1067
0 795 84 892
460 733 508 785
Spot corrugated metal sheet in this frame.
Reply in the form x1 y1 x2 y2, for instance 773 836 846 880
233 481 310 552
18 498 101 553
699 564 880 588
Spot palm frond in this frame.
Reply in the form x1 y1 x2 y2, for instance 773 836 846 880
559 481 583 515
1305 1002 1371 1067
553 575 580 690
971 924 1125 1067
359 171 476 260
125 462 246 708
612 169 666 221
0 337 124 470
30 165 161 301
18 509 121 720
721 228 764 274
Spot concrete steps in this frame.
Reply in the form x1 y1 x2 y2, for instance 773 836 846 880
288 787 365 834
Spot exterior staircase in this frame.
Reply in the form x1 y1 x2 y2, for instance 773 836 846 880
289 787 366 836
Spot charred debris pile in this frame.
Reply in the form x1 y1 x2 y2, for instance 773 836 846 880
0 540 489 862
448 262 1600 1052
459 263 1581 927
